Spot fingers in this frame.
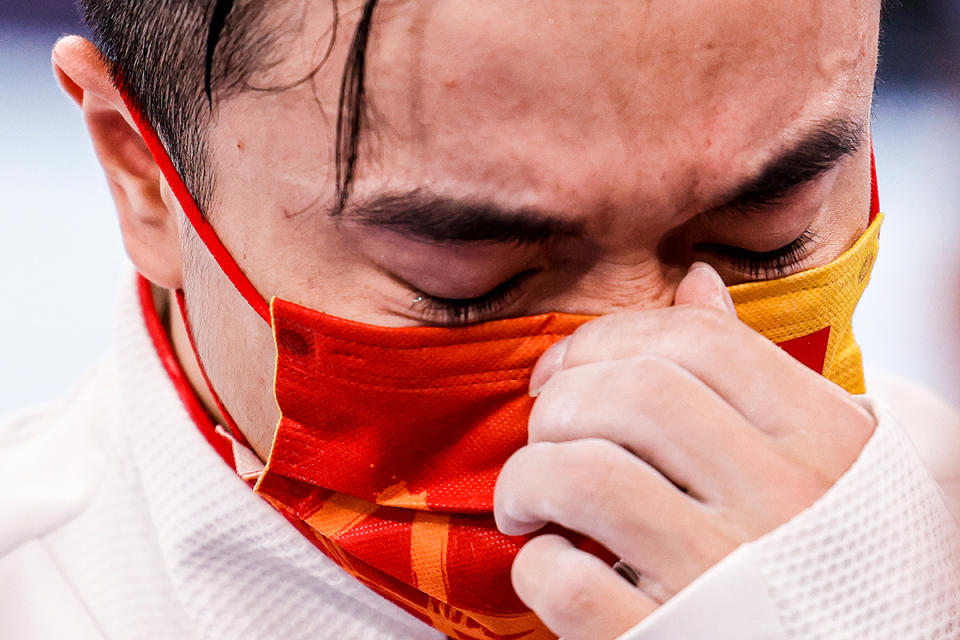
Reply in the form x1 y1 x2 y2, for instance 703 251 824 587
512 534 658 640
529 305 872 450
672 262 737 315
505 262 875 634
494 438 737 594
527 355 770 505
529 304 806 423
527 355 834 527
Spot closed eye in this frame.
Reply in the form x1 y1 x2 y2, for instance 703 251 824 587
408 268 542 326
695 229 821 280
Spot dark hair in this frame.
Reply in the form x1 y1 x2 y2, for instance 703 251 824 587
81 0 889 214
79 0 378 213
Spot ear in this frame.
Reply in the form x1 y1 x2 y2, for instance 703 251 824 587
52 35 184 290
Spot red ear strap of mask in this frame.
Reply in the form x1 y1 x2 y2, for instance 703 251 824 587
121 94 272 325
122 91 259 453
870 146 880 223
175 289 255 453
137 275 240 464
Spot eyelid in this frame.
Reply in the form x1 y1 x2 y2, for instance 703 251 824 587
402 225 820 324
696 229 821 281
409 268 541 326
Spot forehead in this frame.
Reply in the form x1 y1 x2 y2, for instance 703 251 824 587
363 1 877 212
219 0 878 220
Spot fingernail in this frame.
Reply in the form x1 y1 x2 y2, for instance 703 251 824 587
529 337 569 397
690 262 737 317
721 284 737 316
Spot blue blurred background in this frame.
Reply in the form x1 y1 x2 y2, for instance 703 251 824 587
2 2 960 413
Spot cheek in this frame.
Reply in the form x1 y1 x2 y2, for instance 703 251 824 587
184 239 282 460
826 146 873 231
809 147 874 263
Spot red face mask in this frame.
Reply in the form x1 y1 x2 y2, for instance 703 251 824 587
261 303 593 638
126 96 880 640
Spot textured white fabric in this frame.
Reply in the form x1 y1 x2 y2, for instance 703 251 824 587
2 346 197 638
622 397 960 640
1 273 440 640
2 271 960 640
866 370 960 523
620 544 788 639
753 396 960 639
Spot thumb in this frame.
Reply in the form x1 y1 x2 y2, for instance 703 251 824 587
673 262 737 316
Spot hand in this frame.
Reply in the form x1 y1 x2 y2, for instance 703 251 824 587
493 262 876 640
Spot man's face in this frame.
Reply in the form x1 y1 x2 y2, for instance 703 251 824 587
176 0 881 455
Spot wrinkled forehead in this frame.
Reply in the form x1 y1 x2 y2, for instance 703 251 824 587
219 0 879 219
354 0 879 214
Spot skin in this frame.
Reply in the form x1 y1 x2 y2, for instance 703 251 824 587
53 1 881 637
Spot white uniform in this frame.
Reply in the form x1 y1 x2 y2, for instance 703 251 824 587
2 272 959 640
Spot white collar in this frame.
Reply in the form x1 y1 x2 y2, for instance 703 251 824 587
114 272 439 640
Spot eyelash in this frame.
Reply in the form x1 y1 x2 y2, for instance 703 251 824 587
697 229 821 280
410 269 540 326
409 229 819 325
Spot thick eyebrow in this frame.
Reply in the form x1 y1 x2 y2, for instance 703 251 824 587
719 117 867 213
339 118 865 244
339 189 585 245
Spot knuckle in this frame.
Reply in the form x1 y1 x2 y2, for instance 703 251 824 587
837 397 877 448
514 539 606 623
497 444 544 495
501 440 624 522
527 369 583 442
525 401 553 445
620 355 680 393
559 439 623 500
545 571 603 622
499 439 641 537
511 535 558 588
747 456 834 528
688 522 742 569
564 313 638 361
530 361 642 443
495 443 564 520
569 436 624 464
679 303 730 331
